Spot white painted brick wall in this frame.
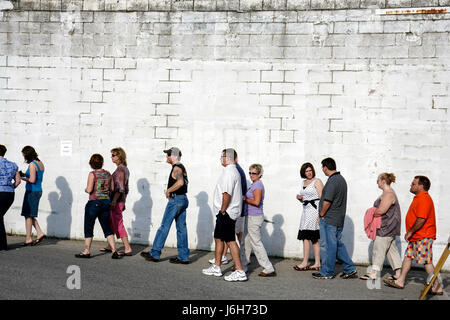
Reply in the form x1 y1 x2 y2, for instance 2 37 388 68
1 2 449 271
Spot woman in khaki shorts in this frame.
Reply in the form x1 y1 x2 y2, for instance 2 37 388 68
360 173 402 281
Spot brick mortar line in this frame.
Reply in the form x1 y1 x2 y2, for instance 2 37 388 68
4 18 450 24
9 0 450 12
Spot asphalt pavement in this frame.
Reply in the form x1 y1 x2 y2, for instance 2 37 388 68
0 235 448 301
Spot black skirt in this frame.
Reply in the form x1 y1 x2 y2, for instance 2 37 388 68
297 229 320 242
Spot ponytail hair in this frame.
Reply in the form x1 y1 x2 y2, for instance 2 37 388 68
379 172 396 185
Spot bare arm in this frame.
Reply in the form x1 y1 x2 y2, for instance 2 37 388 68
319 201 331 218
165 166 184 199
221 192 231 213
85 172 94 194
245 189 262 207
14 170 21 188
374 192 395 217
315 179 324 198
405 218 426 242
22 162 37 184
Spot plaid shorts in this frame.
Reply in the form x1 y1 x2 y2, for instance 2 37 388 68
405 238 433 264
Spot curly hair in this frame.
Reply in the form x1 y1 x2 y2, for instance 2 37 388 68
89 154 104 170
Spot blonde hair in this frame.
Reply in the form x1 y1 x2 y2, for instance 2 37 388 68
379 172 396 185
111 147 127 166
249 163 263 175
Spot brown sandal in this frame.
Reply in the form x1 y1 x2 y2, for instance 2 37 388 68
293 265 309 271
307 266 321 271
383 278 404 289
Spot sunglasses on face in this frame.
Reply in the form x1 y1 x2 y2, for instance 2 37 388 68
249 172 259 175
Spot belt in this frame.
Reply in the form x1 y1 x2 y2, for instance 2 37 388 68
303 199 319 209
170 193 186 198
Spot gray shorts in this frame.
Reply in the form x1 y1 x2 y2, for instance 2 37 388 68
235 215 245 234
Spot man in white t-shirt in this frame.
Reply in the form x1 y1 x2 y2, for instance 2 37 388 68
202 148 247 281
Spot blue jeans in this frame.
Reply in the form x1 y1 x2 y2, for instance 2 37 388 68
150 195 189 261
319 218 356 277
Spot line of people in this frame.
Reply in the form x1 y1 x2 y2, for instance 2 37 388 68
0 144 132 259
291 159 443 295
139 147 275 281
74 148 131 259
0 144 445 293
1 145 46 249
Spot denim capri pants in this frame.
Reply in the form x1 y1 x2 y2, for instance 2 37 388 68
84 199 114 238
21 191 42 218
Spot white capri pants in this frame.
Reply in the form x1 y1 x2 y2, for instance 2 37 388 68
244 215 274 273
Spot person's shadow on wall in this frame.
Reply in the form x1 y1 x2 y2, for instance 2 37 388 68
130 178 152 249
192 191 213 262
342 215 355 258
47 176 73 241
259 214 285 269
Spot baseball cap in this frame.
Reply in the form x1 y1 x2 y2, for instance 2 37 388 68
163 147 182 157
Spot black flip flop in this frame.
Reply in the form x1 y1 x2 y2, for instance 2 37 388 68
75 252 91 258
118 251 133 256
34 235 46 245
359 274 377 280
22 242 33 247
100 248 112 253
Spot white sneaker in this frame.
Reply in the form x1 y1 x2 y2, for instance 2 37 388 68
224 270 247 282
202 264 222 277
208 256 228 265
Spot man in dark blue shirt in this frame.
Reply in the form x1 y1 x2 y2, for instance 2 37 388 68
235 158 248 271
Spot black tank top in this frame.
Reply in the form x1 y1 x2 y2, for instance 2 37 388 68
168 163 188 196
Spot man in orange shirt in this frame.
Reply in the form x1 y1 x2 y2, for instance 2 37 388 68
384 176 443 295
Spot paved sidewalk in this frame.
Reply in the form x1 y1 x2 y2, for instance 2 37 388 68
0 235 448 300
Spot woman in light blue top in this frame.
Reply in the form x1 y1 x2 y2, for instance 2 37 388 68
20 146 46 246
